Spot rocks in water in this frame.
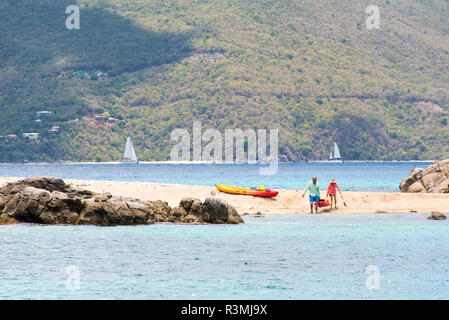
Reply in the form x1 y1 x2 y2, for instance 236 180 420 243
0 177 244 226
178 197 243 224
253 211 265 218
426 211 447 220
375 210 388 214
400 159 449 193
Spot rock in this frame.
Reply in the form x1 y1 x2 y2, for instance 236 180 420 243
0 194 5 211
375 210 388 213
203 197 243 224
0 177 244 226
94 193 112 202
177 197 243 224
0 213 19 225
205 197 229 222
170 206 187 221
179 197 197 212
407 181 425 193
226 204 245 224
426 211 447 220
400 159 449 193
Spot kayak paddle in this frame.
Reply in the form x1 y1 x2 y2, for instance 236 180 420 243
339 191 347 207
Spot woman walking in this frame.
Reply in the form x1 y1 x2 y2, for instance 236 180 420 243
326 178 341 209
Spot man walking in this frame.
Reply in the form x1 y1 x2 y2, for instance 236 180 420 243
302 176 320 214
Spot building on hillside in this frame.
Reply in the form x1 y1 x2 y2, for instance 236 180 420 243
5 134 18 142
108 117 120 123
92 71 108 80
36 111 54 117
73 70 90 79
95 115 109 121
203 55 220 62
22 133 39 141
49 126 61 134
95 112 110 121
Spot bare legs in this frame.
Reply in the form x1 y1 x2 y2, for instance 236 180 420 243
330 194 337 209
310 201 318 213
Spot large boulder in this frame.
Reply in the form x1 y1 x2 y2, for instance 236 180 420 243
0 177 244 226
179 196 244 224
203 197 244 224
400 159 449 193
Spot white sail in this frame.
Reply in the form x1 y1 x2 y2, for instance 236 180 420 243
329 150 334 160
333 142 341 160
123 137 137 162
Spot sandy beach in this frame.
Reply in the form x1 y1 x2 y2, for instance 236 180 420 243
1 176 448 215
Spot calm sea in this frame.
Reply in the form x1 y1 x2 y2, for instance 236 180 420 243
1 214 448 299
2 161 448 300
0 161 431 192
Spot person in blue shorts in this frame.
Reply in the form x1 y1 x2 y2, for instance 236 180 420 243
302 176 320 214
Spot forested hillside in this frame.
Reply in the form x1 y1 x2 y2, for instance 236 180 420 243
1 0 449 162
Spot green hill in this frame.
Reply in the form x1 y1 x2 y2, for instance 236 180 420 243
1 0 448 162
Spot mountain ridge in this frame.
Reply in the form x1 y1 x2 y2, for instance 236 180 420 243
1 0 448 162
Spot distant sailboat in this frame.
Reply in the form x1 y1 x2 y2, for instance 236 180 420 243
329 142 342 162
122 136 138 163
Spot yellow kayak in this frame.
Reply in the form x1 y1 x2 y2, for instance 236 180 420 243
215 184 278 198
215 184 252 195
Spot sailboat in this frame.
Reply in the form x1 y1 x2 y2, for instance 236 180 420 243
328 142 342 162
122 136 138 163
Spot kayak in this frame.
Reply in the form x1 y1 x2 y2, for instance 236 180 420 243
215 184 278 198
318 199 330 208
249 189 279 198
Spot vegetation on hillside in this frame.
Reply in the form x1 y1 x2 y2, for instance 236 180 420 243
1 0 448 162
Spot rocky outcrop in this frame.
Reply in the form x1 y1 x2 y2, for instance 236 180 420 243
400 159 449 193
0 177 243 226
178 197 243 224
427 211 447 220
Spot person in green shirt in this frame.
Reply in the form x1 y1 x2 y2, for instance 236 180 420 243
302 176 320 214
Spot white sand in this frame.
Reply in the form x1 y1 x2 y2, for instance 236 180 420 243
2 177 448 215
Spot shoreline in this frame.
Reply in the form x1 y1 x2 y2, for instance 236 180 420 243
1 176 448 215
0 160 436 165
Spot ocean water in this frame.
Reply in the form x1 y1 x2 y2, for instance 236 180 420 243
0 161 431 192
1 213 448 300
2 161 447 300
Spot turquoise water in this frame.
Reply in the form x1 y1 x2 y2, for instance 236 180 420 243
2 162 447 300
1 214 448 300
0 162 431 192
